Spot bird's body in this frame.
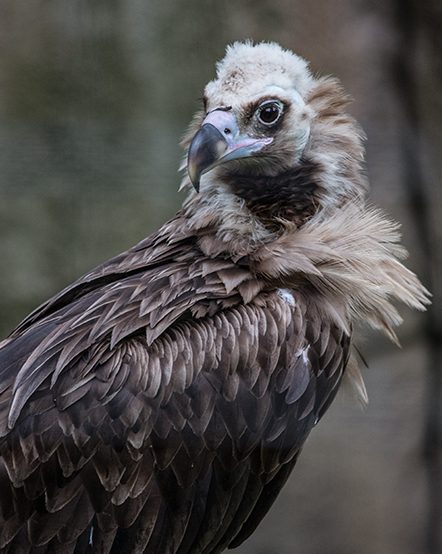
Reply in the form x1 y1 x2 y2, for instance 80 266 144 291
0 43 429 553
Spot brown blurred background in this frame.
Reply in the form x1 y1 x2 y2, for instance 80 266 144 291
0 2 440 553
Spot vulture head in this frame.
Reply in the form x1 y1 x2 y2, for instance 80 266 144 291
183 42 367 235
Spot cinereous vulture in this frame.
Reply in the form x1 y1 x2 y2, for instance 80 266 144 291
0 42 429 553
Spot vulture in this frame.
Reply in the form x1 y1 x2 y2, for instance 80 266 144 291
0 42 429 553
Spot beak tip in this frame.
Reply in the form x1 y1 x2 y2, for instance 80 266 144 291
187 164 200 192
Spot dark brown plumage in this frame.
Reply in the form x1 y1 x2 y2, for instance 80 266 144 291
0 42 429 553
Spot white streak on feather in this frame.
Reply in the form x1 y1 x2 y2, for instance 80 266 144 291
295 345 310 365
277 288 296 307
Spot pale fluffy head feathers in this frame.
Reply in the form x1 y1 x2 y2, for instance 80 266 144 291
205 41 314 108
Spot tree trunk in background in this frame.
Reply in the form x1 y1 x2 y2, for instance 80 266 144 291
393 1 442 552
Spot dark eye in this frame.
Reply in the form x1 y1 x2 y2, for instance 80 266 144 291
257 101 283 126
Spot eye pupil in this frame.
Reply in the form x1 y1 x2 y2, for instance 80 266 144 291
258 102 281 125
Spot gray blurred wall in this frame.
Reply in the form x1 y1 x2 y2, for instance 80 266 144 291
0 1 440 553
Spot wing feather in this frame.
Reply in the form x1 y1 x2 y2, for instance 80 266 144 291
0 229 350 552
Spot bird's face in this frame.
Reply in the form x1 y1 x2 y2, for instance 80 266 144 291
183 42 367 230
186 43 314 191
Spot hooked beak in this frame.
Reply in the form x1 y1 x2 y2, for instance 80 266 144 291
187 109 273 191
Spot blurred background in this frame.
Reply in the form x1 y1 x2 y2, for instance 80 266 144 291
0 1 440 553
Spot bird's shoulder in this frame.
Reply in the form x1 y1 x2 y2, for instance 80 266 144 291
0 213 350 436
0 219 351 551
